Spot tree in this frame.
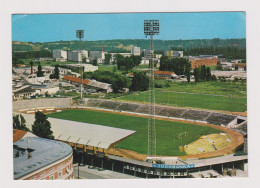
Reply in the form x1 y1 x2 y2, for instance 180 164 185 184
185 63 191 83
32 111 54 139
53 65 60 79
130 72 149 91
104 54 112 65
92 58 98 66
82 56 87 63
193 67 199 82
37 64 44 77
211 74 217 81
13 114 30 131
216 61 223 70
206 67 211 81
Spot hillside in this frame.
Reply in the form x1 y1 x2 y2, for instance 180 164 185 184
12 38 246 52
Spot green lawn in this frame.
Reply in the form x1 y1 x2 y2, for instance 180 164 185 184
160 81 247 97
117 90 246 112
48 109 221 156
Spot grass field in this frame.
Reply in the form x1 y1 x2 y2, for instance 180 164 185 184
48 109 222 156
161 81 247 97
115 80 247 112
116 90 246 112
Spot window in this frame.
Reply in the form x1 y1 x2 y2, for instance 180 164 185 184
40 171 45 177
58 171 62 178
49 167 54 172
49 175 54 180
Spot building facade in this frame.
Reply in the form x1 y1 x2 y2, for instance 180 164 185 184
131 46 141 56
13 136 73 180
53 50 67 61
68 50 88 62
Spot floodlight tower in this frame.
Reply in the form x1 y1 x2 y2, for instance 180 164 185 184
144 20 159 156
76 30 84 100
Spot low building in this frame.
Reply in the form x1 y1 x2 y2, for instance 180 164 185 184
53 50 67 61
62 75 113 93
67 50 88 62
235 63 246 71
190 59 219 69
13 85 37 100
89 51 106 63
220 62 235 70
13 131 73 180
131 46 141 56
43 66 72 75
32 85 60 95
154 70 177 79
60 64 98 72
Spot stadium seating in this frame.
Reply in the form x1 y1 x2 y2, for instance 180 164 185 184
135 105 150 114
207 113 236 125
84 99 103 108
117 103 141 112
182 110 210 121
98 100 121 110
13 98 72 111
157 107 186 118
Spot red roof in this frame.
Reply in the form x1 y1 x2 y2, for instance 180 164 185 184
62 75 90 85
13 129 27 143
154 70 174 76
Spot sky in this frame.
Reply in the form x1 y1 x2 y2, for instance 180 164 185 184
12 12 246 42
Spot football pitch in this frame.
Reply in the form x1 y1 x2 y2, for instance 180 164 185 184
48 109 222 156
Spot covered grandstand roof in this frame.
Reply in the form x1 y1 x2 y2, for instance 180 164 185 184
18 113 136 149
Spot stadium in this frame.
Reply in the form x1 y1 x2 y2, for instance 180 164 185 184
13 97 248 178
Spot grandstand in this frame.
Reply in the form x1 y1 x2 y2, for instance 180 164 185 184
13 98 72 111
84 99 238 126
207 113 237 125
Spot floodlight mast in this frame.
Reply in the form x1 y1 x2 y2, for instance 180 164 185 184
76 30 84 100
144 20 159 157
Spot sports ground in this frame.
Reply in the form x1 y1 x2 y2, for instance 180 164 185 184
49 109 224 156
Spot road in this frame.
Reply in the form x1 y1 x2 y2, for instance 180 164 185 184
73 164 141 179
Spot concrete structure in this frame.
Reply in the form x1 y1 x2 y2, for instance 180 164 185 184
211 70 247 80
131 46 141 56
13 134 73 180
53 50 67 61
68 50 88 62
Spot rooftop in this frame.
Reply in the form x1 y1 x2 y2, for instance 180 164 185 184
17 113 136 150
13 136 72 179
62 75 90 85
154 70 175 76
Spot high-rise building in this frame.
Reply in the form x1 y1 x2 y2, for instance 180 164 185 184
67 50 88 62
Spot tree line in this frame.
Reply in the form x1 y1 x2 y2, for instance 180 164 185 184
159 57 191 82
113 54 142 72
13 111 54 139
193 65 216 82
